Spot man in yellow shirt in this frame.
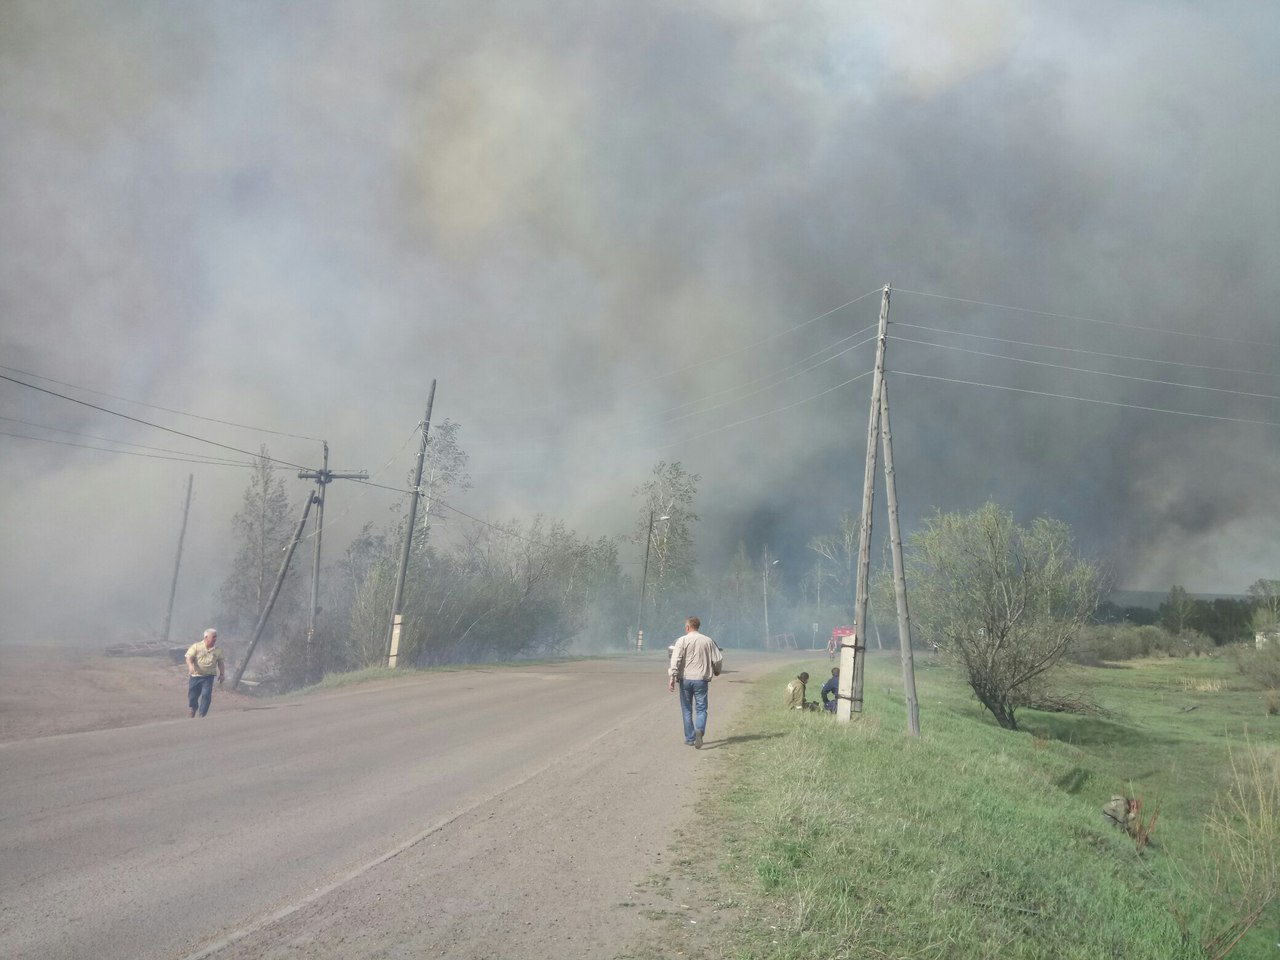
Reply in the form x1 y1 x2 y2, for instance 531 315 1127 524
185 628 225 718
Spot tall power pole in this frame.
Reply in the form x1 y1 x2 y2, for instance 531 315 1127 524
839 284 890 722
299 443 368 684
160 473 193 646
879 377 920 736
387 380 437 666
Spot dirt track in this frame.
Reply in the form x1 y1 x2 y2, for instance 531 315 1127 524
0 645 259 742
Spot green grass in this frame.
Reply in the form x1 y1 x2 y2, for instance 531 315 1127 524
659 653 1279 960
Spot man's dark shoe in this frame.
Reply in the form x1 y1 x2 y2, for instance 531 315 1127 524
694 730 703 749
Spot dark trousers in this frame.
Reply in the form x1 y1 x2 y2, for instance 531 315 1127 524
188 675 216 716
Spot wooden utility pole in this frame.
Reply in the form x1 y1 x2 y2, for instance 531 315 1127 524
387 380 437 666
299 443 367 684
636 509 654 652
231 491 315 689
839 284 890 722
879 377 920 735
160 473 193 646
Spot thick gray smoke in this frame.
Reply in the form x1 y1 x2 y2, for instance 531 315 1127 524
2 0 1278 644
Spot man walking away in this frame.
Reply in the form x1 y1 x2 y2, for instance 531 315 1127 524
186 628 225 718
668 616 721 748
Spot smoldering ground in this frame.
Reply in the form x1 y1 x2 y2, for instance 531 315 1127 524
1 0 1278 643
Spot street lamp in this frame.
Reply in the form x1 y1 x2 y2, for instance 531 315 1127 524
636 512 671 652
763 555 780 648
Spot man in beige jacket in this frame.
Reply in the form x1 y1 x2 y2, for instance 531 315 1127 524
667 616 721 748
784 672 811 711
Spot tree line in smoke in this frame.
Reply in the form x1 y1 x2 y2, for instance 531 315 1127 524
214 433 1280 709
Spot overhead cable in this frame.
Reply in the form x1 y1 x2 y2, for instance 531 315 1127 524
0 363 322 441
0 430 258 465
657 370 874 449
0 371 311 471
894 336 1280 401
893 322 1280 381
891 370 1280 428
895 287 1278 350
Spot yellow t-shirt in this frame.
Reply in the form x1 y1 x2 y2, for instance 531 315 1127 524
186 642 224 675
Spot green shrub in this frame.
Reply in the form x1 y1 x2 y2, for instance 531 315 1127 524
1237 641 1280 690
1075 623 1187 662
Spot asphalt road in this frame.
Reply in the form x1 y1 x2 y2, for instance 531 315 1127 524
0 652 784 960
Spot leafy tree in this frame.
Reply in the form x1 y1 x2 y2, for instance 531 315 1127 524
808 509 858 621
905 502 1101 731
220 447 302 640
1247 578 1280 633
337 522 396 668
633 460 700 622
396 517 623 666
416 418 471 535
1160 585 1197 634
710 542 758 647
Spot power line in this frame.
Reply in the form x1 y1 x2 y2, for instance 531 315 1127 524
466 286 883 430
0 371 312 471
466 323 880 446
658 333 879 428
890 369 1280 428
642 287 882 386
895 287 1279 350
894 336 1280 402
0 415 265 460
893 322 1280 381
657 369 874 449
0 363 323 441
0 430 258 465
297 424 426 542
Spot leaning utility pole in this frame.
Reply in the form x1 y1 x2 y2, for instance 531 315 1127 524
299 443 368 684
387 380 437 666
160 473 193 646
231 491 315 689
838 284 890 722
879 376 921 736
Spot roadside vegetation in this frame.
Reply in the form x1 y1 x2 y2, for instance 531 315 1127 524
647 654 1279 960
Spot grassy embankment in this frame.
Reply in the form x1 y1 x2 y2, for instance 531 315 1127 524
649 653 1279 960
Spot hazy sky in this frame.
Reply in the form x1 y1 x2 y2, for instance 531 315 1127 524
2 0 1278 644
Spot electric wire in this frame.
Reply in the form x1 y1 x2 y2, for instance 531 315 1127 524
0 371 312 471
0 363 323 441
297 424 426 542
0 430 258 466
895 287 1279 350
465 324 879 446
893 322 1280 381
660 335 880 430
656 330 878 427
656 369 874 449
637 289 881 387
890 369 1280 428
465 286 883 430
0 416 269 460
893 336 1280 401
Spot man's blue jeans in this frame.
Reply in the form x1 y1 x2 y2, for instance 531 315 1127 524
188 675 215 717
679 678 709 744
